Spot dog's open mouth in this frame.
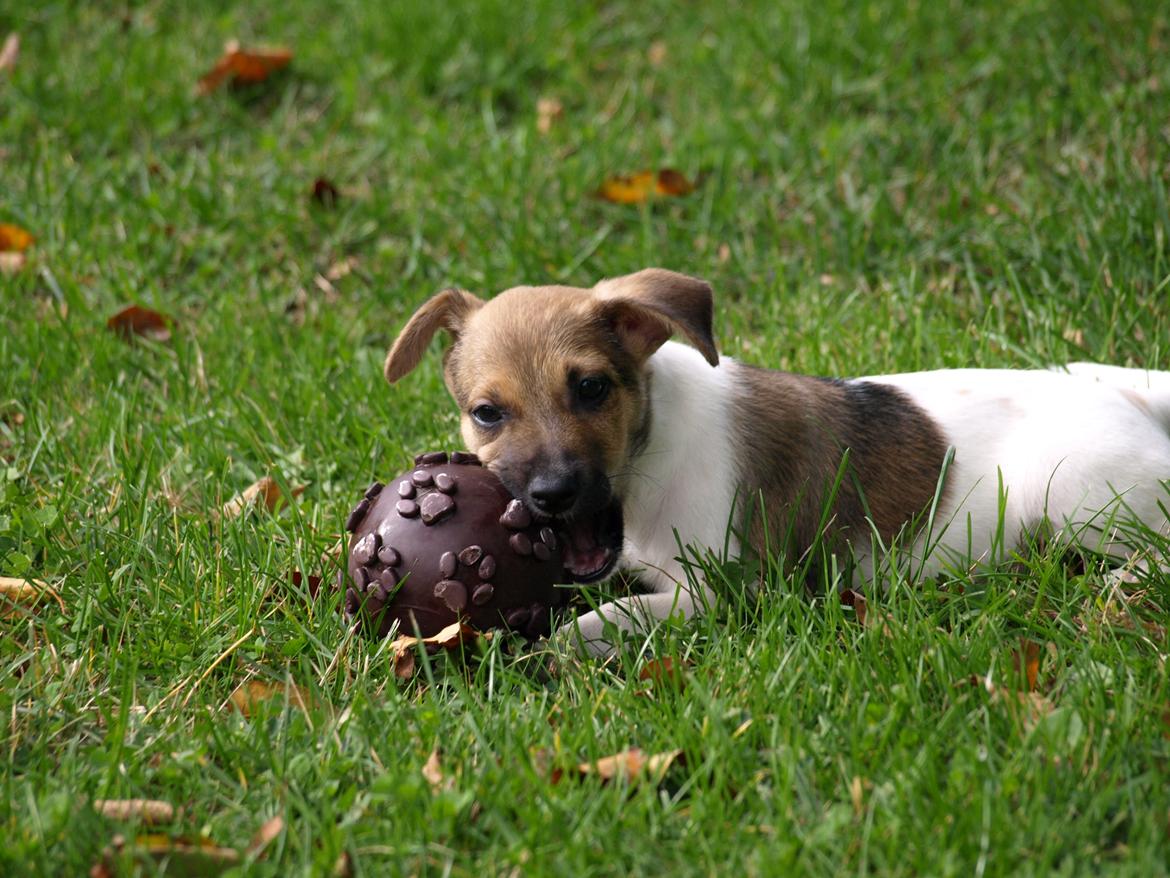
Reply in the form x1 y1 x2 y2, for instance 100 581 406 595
558 499 624 583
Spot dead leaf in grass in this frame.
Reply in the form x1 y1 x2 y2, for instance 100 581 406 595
107 305 173 342
0 222 32 251
982 673 1054 731
0 33 19 74
91 833 240 877
228 679 313 717
290 570 323 599
596 169 694 205
839 588 868 626
536 96 563 134
197 40 292 95
221 476 303 520
849 776 866 817
93 799 175 824
647 41 668 67
421 748 451 791
311 177 340 207
0 575 65 613
387 621 484 678
1010 639 1042 691
246 815 284 856
571 748 684 784
637 656 690 691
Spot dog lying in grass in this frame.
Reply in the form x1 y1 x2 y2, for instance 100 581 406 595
384 268 1170 655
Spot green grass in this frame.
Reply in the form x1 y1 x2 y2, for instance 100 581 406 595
3 0 1170 874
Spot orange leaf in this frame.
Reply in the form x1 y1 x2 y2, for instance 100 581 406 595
246 815 285 856
93 799 175 824
596 169 694 205
0 575 65 614
1011 639 1042 691
0 223 33 252
107 305 173 342
573 748 683 784
227 679 313 717
221 476 304 520
197 40 292 95
637 656 690 690
387 621 483 678
0 33 18 74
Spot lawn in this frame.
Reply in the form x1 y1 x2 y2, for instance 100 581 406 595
3 0 1170 874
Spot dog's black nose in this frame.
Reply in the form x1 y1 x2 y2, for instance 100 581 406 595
528 472 579 516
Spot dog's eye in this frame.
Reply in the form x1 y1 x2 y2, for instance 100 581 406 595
577 376 609 404
471 404 503 427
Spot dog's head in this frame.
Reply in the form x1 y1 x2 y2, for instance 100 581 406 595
383 268 719 581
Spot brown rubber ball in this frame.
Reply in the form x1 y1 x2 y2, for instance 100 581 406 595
342 451 569 639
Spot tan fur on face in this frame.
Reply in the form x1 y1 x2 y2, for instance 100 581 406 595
385 269 717 493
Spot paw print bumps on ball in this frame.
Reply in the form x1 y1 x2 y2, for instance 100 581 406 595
342 452 569 639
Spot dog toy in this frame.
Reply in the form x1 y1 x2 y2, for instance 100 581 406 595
342 451 569 639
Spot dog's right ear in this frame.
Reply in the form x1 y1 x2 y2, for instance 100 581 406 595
384 289 484 384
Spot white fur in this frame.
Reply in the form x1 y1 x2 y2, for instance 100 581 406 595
567 344 1170 656
567 343 740 653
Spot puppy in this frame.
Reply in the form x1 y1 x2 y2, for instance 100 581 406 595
384 268 1170 655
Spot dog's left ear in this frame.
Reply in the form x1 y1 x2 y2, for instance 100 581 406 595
594 268 719 366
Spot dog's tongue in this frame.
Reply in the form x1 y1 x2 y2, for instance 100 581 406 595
563 521 612 579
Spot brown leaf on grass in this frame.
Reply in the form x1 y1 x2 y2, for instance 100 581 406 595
536 96 563 134
571 748 684 784
849 776 865 817
197 40 293 95
596 169 694 205
0 575 66 613
246 815 285 856
1010 639 1042 691
91 834 239 878
387 621 484 679
637 657 690 690
0 33 19 74
290 570 323 599
421 748 452 791
0 223 32 273
311 177 340 207
93 799 176 824
839 588 868 626
647 40 668 67
220 476 304 520
227 679 313 717
107 305 174 343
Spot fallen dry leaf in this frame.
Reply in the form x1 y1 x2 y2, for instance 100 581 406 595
637 657 690 690
91 833 239 877
0 251 25 274
93 799 175 824
421 748 450 791
290 570 323 599
570 748 684 784
0 222 33 252
246 815 284 856
849 776 865 817
596 169 694 205
228 679 313 717
197 40 292 95
647 40 668 67
311 177 340 207
107 305 173 343
0 575 65 613
324 255 359 282
1010 639 1042 691
0 33 18 74
536 96 563 134
981 672 1054 730
221 476 303 520
387 621 484 678
839 588 868 626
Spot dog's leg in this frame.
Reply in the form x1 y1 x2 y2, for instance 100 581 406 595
561 575 716 658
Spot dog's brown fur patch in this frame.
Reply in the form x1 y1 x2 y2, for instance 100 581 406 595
732 365 949 569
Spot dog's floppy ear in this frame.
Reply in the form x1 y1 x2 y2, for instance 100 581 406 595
384 288 484 384
594 268 719 366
